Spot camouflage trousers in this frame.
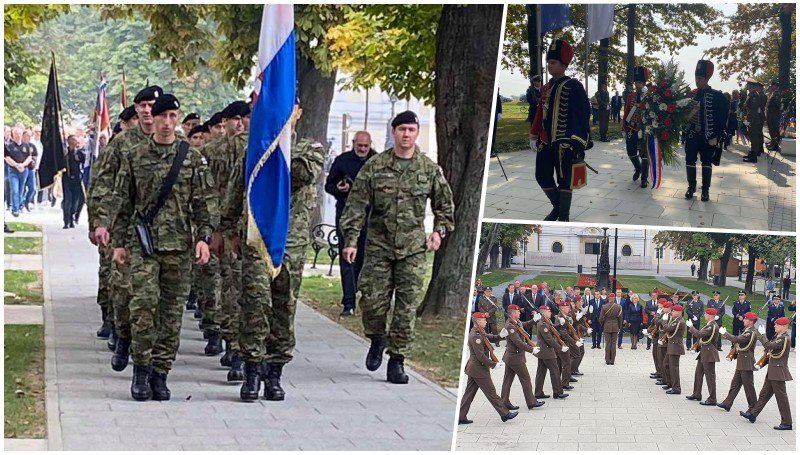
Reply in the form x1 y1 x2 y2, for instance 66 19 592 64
110 247 133 339
359 250 427 358
196 253 221 335
219 243 242 352
97 246 112 315
265 253 305 364
238 243 273 363
128 248 192 374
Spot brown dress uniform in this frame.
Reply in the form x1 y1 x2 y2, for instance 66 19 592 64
599 302 623 365
720 326 758 409
500 319 538 408
658 311 672 386
748 331 793 425
663 315 686 393
650 309 662 376
688 320 720 402
555 314 578 387
534 319 564 397
459 327 509 419
571 308 587 373
478 296 500 338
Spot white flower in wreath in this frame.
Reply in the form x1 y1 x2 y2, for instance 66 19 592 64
652 120 658 128
659 103 667 111
676 98 691 108
649 111 657 119
638 130 644 139
645 126 653 135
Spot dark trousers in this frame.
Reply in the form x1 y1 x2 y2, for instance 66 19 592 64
500 363 537 407
721 369 756 409
767 117 781 149
747 122 764 158
685 136 714 190
660 347 671 386
652 339 661 374
781 287 790 299
534 357 563 396
336 220 367 310
557 350 571 386
62 177 83 226
749 378 792 425
535 143 574 192
590 320 602 347
459 375 508 419
732 318 744 336
691 361 717 402
667 354 681 393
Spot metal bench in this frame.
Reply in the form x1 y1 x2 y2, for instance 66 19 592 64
310 223 339 276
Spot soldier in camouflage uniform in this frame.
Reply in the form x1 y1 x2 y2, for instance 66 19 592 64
87 86 161 371
111 94 216 401
340 111 455 384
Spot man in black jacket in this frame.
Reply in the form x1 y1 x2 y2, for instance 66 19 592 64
62 135 86 229
526 76 542 124
324 131 377 316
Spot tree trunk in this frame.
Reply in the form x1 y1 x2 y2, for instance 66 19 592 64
778 4 793 90
625 4 636 85
501 245 512 268
698 257 709 281
476 223 498 276
717 240 733 287
490 243 500 270
419 5 503 318
598 37 610 89
745 245 756 294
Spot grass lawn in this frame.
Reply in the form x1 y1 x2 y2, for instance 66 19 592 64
4 270 44 305
4 324 46 439
6 222 40 232
299 253 463 387
4 237 43 255
477 269 524 288
494 101 623 153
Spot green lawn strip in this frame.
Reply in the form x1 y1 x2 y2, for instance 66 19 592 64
477 269 524 288
4 237 43 255
5 222 41 232
667 277 794 321
4 324 46 439
4 270 44 305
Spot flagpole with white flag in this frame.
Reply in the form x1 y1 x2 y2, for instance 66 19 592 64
246 4 296 276
586 4 615 94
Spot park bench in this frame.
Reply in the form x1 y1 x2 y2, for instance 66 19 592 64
310 223 339 276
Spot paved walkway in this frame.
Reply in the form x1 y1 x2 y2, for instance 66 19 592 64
455 338 796 451
4 254 42 271
4 305 43 324
485 139 796 232
39 210 455 450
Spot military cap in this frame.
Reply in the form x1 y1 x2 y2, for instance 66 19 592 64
118 105 137 121
485 286 492 291
221 101 251 119
772 293 781 299
705 308 718 316
658 298 668 305
558 301 570 307
546 39 574 65
713 290 720 295
188 124 208 137
182 112 200 124
539 305 550 310
391 110 419 128
672 304 683 312
745 78 763 88
691 290 699 296
738 291 746 296
507 304 521 311
633 66 649 83
744 312 758 321
133 85 163 104
663 301 673 308
775 317 790 326
695 59 714 79
206 112 224 127
472 312 488 319
151 94 180 116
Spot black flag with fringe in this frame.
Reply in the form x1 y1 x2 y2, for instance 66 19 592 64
38 54 65 189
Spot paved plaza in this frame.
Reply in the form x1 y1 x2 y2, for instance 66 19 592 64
455 337 796 451
484 138 796 232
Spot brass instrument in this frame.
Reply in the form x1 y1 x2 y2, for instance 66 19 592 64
476 326 499 364
725 344 738 361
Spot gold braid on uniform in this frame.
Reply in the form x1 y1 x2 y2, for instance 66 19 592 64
552 84 571 144
699 322 717 345
703 92 715 141
667 316 681 339
739 328 757 351
769 335 789 359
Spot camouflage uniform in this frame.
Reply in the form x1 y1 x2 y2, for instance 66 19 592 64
340 147 455 358
266 138 326 363
111 138 216 374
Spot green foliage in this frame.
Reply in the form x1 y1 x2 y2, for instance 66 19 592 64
745 234 796 268
653 231 723 263
4 325 46 439
4 4 70 89
496 223 535 256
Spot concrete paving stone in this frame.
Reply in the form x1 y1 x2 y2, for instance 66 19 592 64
536 441 580 451
3 438 48 451
455 441 498 450
658 443 699 451
516 433 560 443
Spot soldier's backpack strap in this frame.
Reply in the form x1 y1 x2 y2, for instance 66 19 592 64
142 140 190 224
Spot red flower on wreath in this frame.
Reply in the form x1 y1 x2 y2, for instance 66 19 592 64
664 117 673 127
640 102 646 109
659 80 668 87
664 89 673 97
667 104 676 113
661 131 670 141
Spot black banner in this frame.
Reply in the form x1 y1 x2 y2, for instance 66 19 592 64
38 54 65 189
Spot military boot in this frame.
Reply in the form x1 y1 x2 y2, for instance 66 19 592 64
240 361 261 402
130 364 152 401
107 322 117 352
640 157 649 188
685 165 697 199
194 307 203 320
227 352 244 382
557 191 573 222
263 363 286 401
185 290 197 311
96 307 112 339
629 156 641 181
204 333 223 356
220 341 233 367
111 337 131 372
700 165 712 202
149 370 171 401
365 335 386 371
387 357 409 384
542 188 559 221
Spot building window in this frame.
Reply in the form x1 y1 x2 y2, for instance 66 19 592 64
621 245 632 257
585 242 599 255
655 247 664 259
551 242 563 253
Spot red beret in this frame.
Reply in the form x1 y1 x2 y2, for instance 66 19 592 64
507 304 521 311
672 305 683 312
775 317 790 326
662 301 672 308
472 312 488 319
705 308 718 316
744 312 758 321
539 305 550 310
558 301 569 307
658 298 667 305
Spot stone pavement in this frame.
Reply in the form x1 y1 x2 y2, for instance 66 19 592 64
40 211 456 450
455 338 796 451
4 254 42 271
4 305 43 325
484 139 795 232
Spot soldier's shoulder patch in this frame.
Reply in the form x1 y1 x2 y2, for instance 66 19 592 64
200 156 208 166
510 329 515 334
543 328 549 333
475 338 481 344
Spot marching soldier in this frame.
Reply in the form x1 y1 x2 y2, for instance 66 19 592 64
685 291 704 349
644 290 659 350
661 303 685 395
706 291 725 350
765 80 782 151
731 291 751 336
534 306 569 400
685 308 720 405
458 312 518 424
623 66 649 187
765 294 786 340
646 298 666 380
655 300 672 387
742 79 766 162
717 312 759 411
740 317 793 430
478 287 501 345
683 59 728 201
569 298 589 375
498 305 545 410
555 301 581 389
599 292 623 365
530 39 591 221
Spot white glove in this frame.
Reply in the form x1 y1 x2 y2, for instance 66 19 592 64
533 347 541 355
658 339 665 346
499 328 508 337
576 340 584 347
533 313 542 322
692 316 698 322
493 361 504 370
718 327 727 335
558 317 566 325
641 328 648 335
587 328 593 335
662 313 669 321
576 312 584 321
589 306 594 314
657 308 663 314
561 346 569 352
757 325 766 335
529 138 538 151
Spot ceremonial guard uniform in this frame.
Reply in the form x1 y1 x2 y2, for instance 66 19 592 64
683 59 728 201
686 308 720 405
685 293 704 349
622 66 649 187
765 296 786 340
741 318 793 430
719 312 759 411
706 292 725 350
499 305 545 410
530 39 591 221
599 297 623 365
644 294 659 350
534 307 568 399
648 299 666 379
731 291 751 336
555 302 580 389
662 304 686 394
656 301 673 387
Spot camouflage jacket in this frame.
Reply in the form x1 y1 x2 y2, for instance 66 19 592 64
285 138 326 263
111 137 217 251
201 135 241 198
219 134 249 234
340 146 455 259
86 126 148 230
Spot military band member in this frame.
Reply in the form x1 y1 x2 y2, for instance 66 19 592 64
498 305 545 410
740 317 793 430
717 312 759 411
765 294 786 340
644 291 659 350
623 66 649 187
684 59 728 201
530 39 591 221
706 291 725 350
685 291 704 349
534 306 569 399
686 308 720 405
458 312 518 424
661 304 686 394
555 301 581 389
731 291 751 336
599 293 623 365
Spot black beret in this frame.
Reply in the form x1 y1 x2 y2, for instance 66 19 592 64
221 101 251 119
182 112 200 124
206 112 224 127
118 105 137 121
133 85 163 104
391 110 419 128
188 124 208 137
738 291 746 296
151 94 180 116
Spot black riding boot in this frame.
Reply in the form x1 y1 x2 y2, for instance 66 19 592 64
640 157 649 188
629 156 641 181
149 370 171 401
685 165 697 199
107 322 117 352
264 363 286 401
96 307 112 339
220 340 233 367
557 191 573 222
112 337 131 371
204 333 223 356
240 361 261 402
387 356 410 384
543 188 559 221
227 352 244 382
701 165 712 202
365 335 386 371
130 364 152 401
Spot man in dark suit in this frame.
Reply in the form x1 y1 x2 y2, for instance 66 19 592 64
731 291 751 336
765 294 786 341
502 284 517 318
588 289 604 348
615 289 629 349
644 290 659 350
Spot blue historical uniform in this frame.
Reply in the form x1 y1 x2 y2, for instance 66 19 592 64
623 66 649 187
766 300 786 340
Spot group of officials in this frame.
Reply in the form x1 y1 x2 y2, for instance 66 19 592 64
461 282 794 431
86 84 454 402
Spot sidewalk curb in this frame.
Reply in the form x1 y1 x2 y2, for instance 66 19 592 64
41 225 63 450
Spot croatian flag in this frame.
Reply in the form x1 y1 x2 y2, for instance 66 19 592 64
246 4 295 273
647 135 662 189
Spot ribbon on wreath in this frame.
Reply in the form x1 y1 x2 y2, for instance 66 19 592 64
646 134 663 189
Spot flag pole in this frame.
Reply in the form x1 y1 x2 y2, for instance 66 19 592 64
584 7 589 94
536 5 542 80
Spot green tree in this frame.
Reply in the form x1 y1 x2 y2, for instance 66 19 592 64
654 231 723 281
4 4 70 90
